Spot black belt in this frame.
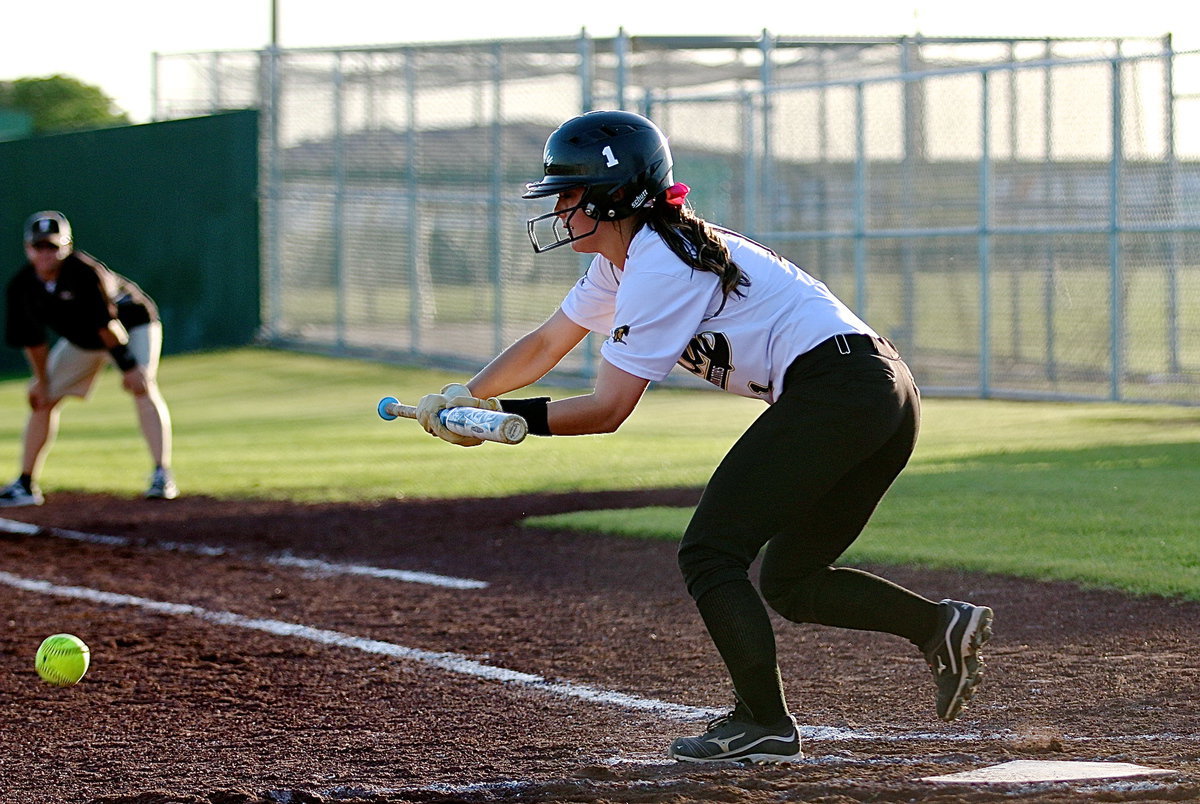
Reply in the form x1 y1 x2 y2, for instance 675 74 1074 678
782 334 904 395
804 333 900 361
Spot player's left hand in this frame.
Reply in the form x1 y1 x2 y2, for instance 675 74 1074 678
441 383 502 412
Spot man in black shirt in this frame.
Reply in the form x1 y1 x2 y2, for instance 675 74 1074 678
1 211 177 505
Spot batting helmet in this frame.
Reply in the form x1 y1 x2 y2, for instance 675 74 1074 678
523 110 674 252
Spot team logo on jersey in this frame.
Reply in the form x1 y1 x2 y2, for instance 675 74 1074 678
678 331 734 390
609 324 631 344
747 379 772 397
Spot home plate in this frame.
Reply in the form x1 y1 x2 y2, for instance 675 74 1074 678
922 760 1173 784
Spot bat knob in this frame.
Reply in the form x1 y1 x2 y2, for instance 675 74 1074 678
377 396 400 421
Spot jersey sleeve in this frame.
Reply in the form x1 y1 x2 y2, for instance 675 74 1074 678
559 257 619 333
599 269 719 382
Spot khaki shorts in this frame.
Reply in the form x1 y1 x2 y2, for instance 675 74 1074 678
39 322 162 401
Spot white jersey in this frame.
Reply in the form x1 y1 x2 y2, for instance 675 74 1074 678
560 226 877 404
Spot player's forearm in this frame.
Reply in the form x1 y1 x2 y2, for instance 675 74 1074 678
469 341 558 398
97 324 139 372
469 312 586 397
545 361 650 435
544 394 629 435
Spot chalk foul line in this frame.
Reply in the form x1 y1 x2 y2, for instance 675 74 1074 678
4 530 1196 747
0 569 713 722
0 517 487 589
3 569 1196 745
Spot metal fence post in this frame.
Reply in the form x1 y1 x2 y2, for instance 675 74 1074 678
1042 39 1058 383
491 42 505 356
209 51 223 112
578 30 597 381
742 90 759 237
1163 36 1181 375
404 49 422 353
615 28 629 109
853 82 868 318
332 52 347 351
150 52 160 122
578 29 593 112
1109 58 1125 401
1007 45 1022 361
979 70 993 399
900 39 920 350
759 29 775 234
264 44 283 340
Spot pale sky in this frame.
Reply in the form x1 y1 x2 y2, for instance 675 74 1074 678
2 0 1197 123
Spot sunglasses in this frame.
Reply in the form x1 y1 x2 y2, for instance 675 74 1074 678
30 242 60 251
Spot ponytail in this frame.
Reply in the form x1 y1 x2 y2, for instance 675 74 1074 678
641 201 747 298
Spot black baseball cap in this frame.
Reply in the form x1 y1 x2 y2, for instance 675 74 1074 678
24 211 72 247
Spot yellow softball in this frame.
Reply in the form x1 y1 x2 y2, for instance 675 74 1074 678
35 633 91 687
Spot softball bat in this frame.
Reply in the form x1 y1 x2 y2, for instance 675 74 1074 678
377 396 528 444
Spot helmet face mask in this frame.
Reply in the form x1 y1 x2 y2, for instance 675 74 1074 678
524 110 674 253
526 200 600 254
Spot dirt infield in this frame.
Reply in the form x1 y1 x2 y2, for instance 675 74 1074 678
1 490 1197 803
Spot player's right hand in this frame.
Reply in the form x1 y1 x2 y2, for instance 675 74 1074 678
415 383 501 447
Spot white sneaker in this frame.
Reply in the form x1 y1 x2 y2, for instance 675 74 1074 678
145 469 178 500
0 479 44 507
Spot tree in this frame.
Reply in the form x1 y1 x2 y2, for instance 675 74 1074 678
0 74 130 135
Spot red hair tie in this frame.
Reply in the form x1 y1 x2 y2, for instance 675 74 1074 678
664 182 691 206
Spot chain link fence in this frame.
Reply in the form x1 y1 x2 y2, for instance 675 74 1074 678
153 32 1199 403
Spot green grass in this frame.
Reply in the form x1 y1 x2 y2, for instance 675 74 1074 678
2 346 1196 600
525 401 1200 602
0 347 756 501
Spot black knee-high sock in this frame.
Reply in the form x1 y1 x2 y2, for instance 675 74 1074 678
808 567 939 645
695 579 789 725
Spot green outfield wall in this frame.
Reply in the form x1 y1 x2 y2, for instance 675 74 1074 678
0 110 259 373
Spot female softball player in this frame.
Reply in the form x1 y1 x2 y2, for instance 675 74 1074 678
416 110 993 764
